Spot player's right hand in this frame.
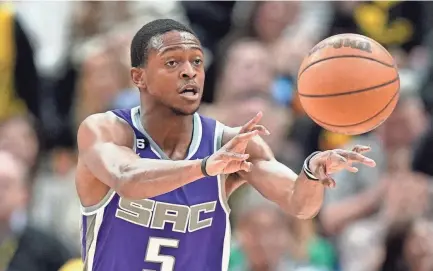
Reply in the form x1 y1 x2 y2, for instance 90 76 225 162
205 112 270 176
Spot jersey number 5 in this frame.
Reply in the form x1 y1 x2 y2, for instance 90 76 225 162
143 237 179 271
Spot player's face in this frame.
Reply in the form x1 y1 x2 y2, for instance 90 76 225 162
141 31 205 116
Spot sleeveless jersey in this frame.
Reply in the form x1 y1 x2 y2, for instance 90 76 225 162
80 106 231 271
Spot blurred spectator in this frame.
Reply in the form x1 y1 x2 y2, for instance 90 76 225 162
0 151 71 271
72 1 188 42
380 219 433 271
226 1 332 106
417 2 433 117
230 191 335 271
30 152 81 256
400 220 433 271
327 1 426 53
0 115 80 255
219 1 301 106
213 38 275 103
11 1 77 151
230 202 295 271
320 91 431 271
0 115 41 184
74 46 129 128
203 2 285 105
413 116 433 177
0 3 40 122
321 92 427 232
202 38 295 164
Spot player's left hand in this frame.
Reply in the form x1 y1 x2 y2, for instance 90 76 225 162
309 146 376 188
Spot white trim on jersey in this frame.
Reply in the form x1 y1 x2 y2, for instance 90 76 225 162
185 113 202 160
217 174 232 271
214 121 231 271
131 106 203 161
81 191 116 216
86 208 105 271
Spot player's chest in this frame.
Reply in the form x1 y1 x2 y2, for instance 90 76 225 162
113 175 220 233
134 133 214 161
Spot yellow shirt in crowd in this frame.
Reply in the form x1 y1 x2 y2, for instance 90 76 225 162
58 258 83 271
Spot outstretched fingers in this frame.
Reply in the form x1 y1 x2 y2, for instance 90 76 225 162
219 151 253 172
339 150 376 167
329 151 359 173
239 112 263 133
225 130 259 150
250 125 270 135
352 145 371 154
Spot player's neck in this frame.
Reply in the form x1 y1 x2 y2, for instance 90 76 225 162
140 106 194 157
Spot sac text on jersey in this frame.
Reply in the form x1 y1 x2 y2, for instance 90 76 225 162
115 198 217 233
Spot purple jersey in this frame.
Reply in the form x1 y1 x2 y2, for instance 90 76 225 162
80 106 231 271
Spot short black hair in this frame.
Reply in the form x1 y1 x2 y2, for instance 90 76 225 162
130 19 196 67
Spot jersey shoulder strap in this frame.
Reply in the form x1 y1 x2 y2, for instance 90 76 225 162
110 107 143 136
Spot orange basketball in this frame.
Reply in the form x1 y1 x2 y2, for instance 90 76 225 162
297 33 400 135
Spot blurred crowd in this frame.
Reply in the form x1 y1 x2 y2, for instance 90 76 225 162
1 1 433 271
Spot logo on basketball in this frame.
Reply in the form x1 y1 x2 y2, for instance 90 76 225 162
308 38 373 56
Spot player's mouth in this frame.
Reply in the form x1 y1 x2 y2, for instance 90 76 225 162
179 84 200 101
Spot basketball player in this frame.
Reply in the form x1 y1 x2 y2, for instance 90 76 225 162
76 19 376 271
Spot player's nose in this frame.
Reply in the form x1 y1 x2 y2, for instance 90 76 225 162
180 62 196 79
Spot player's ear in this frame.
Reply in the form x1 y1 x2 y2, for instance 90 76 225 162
130 67 147 91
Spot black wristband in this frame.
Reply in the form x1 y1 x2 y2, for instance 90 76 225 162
303 151 321 181
201 156 211 177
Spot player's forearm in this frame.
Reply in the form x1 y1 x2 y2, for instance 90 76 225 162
290 171 325 219
241 159 324 219
116 159 204 199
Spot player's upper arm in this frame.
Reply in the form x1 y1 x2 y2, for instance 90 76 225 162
77 113 138 191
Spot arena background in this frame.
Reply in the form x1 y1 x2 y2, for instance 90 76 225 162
1 1 433 271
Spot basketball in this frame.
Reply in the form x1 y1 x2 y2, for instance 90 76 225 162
297 33 400 135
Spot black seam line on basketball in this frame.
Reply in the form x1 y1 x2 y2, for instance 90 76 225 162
309 89 399 128
298 76 399 98
297 55 395 80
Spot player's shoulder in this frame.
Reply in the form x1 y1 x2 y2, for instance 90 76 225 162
77 111 134 148
79 111 129 132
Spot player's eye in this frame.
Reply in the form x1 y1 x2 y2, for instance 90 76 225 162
165 60 178 67
193 59 203 66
